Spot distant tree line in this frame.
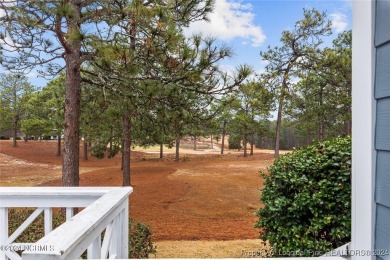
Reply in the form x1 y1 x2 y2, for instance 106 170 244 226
0 4 351 186
217 10 351 155
1 0 251 186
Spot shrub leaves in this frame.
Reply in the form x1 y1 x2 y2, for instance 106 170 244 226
255 136 351 256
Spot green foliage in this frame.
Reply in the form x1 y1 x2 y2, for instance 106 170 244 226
0 73 35 136
8 209 66 243
8 209 156 258
129 220 157 258
90 143 107 159
21 118 51 138
225 81 273 156
287 30 352 143
255 136 351 256
260 8 332 156
228 134 241 150
107 143 121 158
0 136 9 140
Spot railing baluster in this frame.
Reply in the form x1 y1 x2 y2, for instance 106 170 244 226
116 209 123 257
0 208 8 260
121 200 129 259
0 187 132 260
101 220 114 258
43 208 52 235
109 217 119 258
66 207 73 221
87 235 101 259
4 250 21 260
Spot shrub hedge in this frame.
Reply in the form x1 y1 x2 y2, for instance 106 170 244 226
255 136 351 256
228 134 242 150
129 220 156 258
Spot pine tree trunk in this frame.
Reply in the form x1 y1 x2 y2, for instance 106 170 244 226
62 55 81 187
175 136 180 162
12 88 18 147
109 128 113 155
193 136 197 150
318 120 324 142
275 64 292 158
83 139 88 161
318 85 324 141
344 106 352 135
120 7 135 185
274 99 283 158
306 132 311 146
122 114 131 186
160 143 163 159
210 135 213 149
221 120 227 154
13 117 17 147
121 139 124 171
250 133 254 156
346 85 352 135
62 0 82 187
57 135 61 156
243 133 247 158
346 120 352 135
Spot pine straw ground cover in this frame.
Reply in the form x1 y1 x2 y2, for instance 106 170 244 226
1 140 275 257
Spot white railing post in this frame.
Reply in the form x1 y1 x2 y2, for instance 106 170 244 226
87 235 101 259
65 208 73 221
44 208 52 235
121 199 129 259
0 208 8 260
101 219 114 259
109 217 119 258
0 187 132 260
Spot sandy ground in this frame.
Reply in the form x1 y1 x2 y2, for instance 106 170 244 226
0 140 281 257
152 239 270 258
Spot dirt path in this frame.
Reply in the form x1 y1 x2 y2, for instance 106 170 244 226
152 239 270 258
0 140 277 257
0 153 105 186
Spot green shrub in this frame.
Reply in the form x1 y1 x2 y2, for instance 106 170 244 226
129 220 156 258
8 209 156 258
90 143 106 159
0 136 9 140
8 209 66 243
255 136 351 256
107 143 121 158
228 134 241 149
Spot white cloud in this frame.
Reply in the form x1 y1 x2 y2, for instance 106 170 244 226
0 35 19 52
0 0 14 18
1 3 15 50
26 71 39 78
185 0 266 47
330 12 348 33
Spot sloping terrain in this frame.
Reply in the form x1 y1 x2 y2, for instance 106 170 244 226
0 140 275 257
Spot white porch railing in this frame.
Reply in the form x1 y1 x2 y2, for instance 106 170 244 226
0 187 132 260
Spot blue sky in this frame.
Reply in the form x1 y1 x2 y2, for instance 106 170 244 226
185 0 352 77
1 0 352 87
